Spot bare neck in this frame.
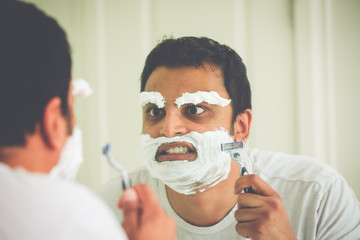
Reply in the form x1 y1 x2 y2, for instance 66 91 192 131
166 161 240 227
0 131 60 173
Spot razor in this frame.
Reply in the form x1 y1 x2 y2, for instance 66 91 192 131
221 141 254 193
102 143 132 190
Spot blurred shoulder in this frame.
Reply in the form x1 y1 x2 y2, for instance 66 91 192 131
248 148 340 185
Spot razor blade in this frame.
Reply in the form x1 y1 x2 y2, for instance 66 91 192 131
221 141 244 152
102 143 132 190
221 141 254 194
221 141 245 165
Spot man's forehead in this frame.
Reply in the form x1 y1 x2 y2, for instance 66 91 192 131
144 65 225 89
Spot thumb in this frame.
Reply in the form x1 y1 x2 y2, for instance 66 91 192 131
118 188 138 209
118 188 140 238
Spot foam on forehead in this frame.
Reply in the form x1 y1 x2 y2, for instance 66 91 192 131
175 91 231 108
139 91 231 108
139 91 165 108
72 78 93 98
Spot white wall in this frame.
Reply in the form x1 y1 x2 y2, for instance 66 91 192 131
24 0 360 199
328 0 360 197
293 0 360 199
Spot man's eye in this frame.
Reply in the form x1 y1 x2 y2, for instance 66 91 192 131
187 105 204 115
149 107 163 117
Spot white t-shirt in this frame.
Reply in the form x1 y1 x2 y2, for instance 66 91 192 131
100 148 360 240
0 163 128 240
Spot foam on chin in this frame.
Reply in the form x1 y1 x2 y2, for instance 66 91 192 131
140 129 233 195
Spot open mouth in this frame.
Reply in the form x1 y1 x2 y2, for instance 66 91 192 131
156 142 197 162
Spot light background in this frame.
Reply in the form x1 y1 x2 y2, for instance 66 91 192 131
24 0 360 199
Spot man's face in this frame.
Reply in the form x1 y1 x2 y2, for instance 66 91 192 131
142 64 234 162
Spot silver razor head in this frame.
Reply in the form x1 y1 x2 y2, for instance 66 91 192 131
220 141 244 152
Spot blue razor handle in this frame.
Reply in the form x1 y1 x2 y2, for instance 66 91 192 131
102 143 132 190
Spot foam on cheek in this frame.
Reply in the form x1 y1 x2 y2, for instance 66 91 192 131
139 92 165 108
140 129 234 195
175 91 231 108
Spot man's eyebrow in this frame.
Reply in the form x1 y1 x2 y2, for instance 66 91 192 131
139 92 165 108
175 91 231 108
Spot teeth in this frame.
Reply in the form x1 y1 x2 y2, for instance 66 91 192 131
166 146 189 154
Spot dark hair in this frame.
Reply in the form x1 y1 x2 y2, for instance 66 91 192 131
140 36 251 124
0 0 71 147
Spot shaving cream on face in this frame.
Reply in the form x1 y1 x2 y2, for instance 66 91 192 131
140 129 234 195
175 91 231 108
139 91 165 108
72 78 93 98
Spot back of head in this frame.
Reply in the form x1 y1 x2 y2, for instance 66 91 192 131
140 36 251 123
0 0 71 147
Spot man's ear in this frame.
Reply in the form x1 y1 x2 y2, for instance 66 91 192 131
41 97 67 150
233 109 252 142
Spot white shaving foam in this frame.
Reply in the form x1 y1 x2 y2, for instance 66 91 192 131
72 78 93 98
140 129 234 195
139 92 165 108
175 91 231 108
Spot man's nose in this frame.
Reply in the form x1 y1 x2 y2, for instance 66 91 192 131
160 108 187 137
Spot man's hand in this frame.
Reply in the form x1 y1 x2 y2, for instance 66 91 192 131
118 184 176 240
234 174 296 240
